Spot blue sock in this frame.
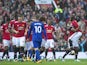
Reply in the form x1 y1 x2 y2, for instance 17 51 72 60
35 50 41 61
28 50 33 58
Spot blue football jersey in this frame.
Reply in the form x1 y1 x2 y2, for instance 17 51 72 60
28 21 47 42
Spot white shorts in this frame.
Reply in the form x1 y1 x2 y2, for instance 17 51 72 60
12 36 16 45
45 39 54 49
12 36 25 47
68 32 82 48
25 41 33 50
3 39 10 47
41 39 46 47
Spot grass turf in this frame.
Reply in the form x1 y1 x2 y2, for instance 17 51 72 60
0 59 87 65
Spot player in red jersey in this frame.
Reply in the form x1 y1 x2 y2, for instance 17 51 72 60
62 17 82 62
11 15 27 61
0 21 11 61
9 19 17 60
44 19 56 61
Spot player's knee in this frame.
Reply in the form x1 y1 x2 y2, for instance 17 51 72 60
20 47 24 53
74 47 79 54
66 48 71 53
69 39 73 47
13 45 17 53
4 46 8 50
34 48 38 50
30 47 34 50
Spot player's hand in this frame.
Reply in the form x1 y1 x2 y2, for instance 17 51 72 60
15 31 19 34
44 39 47 42
26 39 29 42
71 28 76 32
24 32 27 36
6 29 10 33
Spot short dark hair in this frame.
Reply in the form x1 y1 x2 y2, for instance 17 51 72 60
39 17 46 21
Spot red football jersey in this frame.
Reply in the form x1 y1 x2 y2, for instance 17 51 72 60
12 21 26 37
1 23 10 40
45 25 55 39
69 20 81 36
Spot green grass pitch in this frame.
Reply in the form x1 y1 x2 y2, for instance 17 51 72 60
0 59 87 65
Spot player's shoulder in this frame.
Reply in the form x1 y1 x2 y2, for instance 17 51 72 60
2 23 7 26
72 20 78 24
33 21 43 25
22 21 26 23
44 24 48 27
14 21 18 23
22 21 27 25
10 20 15 22
51 25 54 27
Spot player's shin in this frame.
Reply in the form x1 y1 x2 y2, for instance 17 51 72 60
40 47 45 54
35 48 41 61
45 49 48 59
2 46 9 59
19 47 24 59
52 48 56 59
74 47 79 60
62 49 71 59
13 45 17 59
28 49 33 58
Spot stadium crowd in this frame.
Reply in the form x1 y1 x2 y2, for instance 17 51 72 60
0 0 87 52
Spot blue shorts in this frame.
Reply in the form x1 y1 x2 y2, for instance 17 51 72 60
33 41 41 48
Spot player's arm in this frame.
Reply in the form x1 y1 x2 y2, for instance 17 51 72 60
8 22 13 34
12 29 19 34
24 28 28 36
42 24 47 40
71 26 79 32
28 23 33 38
11 24 19 34
24 23 28 36
52 27 57 39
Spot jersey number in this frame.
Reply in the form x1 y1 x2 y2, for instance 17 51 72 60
35 26 42 33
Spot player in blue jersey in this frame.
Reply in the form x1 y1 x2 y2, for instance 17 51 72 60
28 16 47 63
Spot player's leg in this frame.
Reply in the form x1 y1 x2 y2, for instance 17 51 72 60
24 50 27 58
24 41 28 59
62 34 73 61
73 47 79 61
19 36 25 60
40 39 46 54
62 48 71 59
62 40 73 61
28 41 33 59
72 32 82 61
40 46 45 54
50 39 56 60
45 40 49 59
62 39 72 61
12 37 19 61
2 40 10 60
33 41 41 63
13 45 17 59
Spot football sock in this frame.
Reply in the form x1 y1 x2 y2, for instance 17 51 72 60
35 50 41 61
52 48 56 59
45 49 48 58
